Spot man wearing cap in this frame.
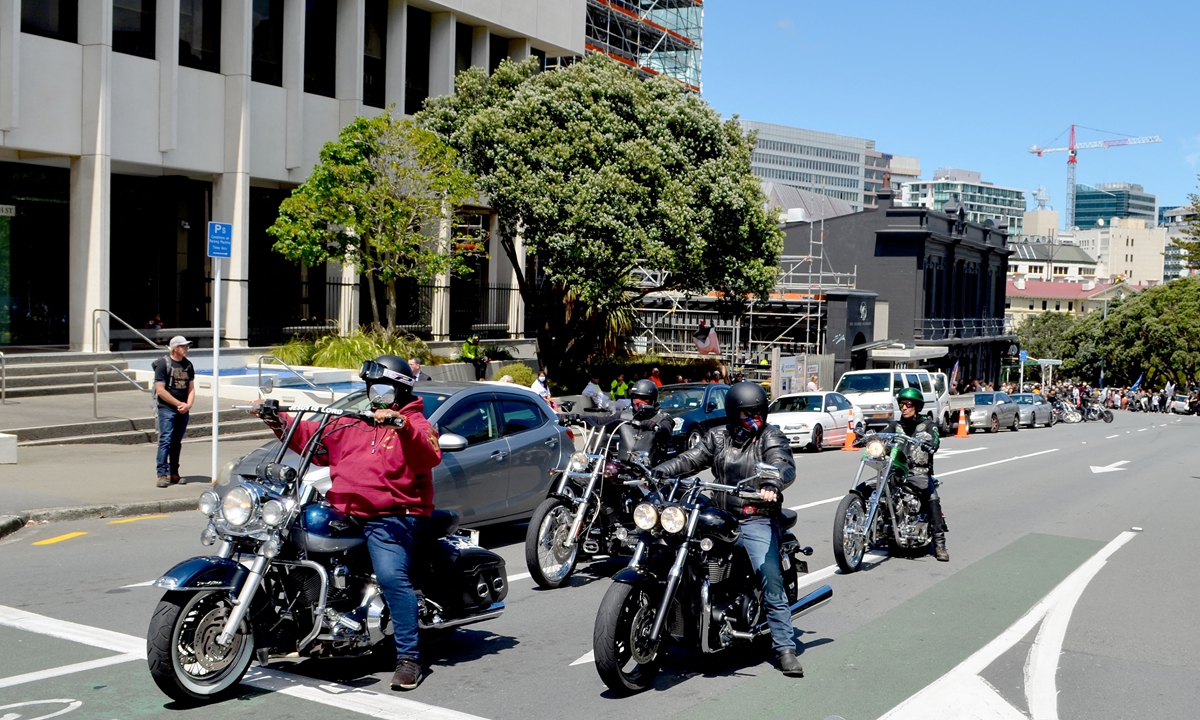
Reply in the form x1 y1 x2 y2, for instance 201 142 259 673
153 336 196 488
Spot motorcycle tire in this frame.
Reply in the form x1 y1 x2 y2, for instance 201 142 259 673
147 590 255 704
833 494 867 574
525 497 580 589
593 581 664 696
1103 410 1114 423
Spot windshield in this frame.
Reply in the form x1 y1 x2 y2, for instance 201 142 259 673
658 387 707 410
835 372 890 394
1012 394 1035 405
769 395 821 413
330 389 450 419
975 393 995 405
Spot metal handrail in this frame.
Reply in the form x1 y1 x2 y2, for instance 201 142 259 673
0 351 5 404
94 364 154 420
92 308 163 353
258 355 336 403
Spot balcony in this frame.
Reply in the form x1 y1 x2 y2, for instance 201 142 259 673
916 317 1008 341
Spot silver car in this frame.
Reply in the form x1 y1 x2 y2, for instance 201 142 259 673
235 382 571 528
1010 393 1054 427
968 392 1021 433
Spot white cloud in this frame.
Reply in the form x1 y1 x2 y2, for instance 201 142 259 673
775 17 795 35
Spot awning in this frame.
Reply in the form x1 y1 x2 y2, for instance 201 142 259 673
851 338 896 352
869 345 950 362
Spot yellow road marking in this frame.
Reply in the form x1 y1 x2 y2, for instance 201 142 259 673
32 532 88 546
106 515 170 525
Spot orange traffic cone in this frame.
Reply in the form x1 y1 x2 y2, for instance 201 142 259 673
842 408 857 451
955 407 969 438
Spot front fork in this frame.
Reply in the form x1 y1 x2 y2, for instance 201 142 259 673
216 553 269 646
647 507 701 643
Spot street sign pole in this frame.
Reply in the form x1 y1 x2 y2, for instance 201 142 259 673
207 222 233 481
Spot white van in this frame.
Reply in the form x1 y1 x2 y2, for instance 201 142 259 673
834 369 949 433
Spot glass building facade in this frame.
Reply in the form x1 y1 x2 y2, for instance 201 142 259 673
1074 183 1157 230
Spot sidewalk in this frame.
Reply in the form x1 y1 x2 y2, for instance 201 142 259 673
0 389 247 432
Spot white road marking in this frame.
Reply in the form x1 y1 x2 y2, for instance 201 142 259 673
937 447 988 457
120 580 155 588
1137 428 1148 432
506 571 532 583
788 496 841 511
570 650 594 666
936 449 1059 478
1089 460 1129 474
1105 434 1119 439
0 653 142 689
880 529 1138 720
0 605 490 720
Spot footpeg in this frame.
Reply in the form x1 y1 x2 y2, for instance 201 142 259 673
582 540 600 554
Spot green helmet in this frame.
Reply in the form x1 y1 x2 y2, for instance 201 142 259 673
897 387 924 412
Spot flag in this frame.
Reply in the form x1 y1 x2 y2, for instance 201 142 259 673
692 321 720 355
949 361 960 389
1130 373 1143 392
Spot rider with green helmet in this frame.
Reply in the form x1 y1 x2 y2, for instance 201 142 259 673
887 386 949 562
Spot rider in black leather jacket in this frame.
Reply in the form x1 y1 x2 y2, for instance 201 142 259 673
651 382 805 677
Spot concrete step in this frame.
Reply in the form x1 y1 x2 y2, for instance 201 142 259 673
2 361 130 377
17 418 272 447
4 381 144 399
9 408 255 443
3 370 135 389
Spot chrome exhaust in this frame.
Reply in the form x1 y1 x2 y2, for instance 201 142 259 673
730 584 835 640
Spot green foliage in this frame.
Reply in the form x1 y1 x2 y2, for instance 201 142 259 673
496 362 537 387
267 110 480 328
309 327 432 370
1168 179 1200 270
419 55 783 373
272 338 318 367
1015 312 1077 362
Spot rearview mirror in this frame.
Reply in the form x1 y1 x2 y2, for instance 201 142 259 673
755 462 781 481
706 401 718 412
440 433 469 452
259 376 275 395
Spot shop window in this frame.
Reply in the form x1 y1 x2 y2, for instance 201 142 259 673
304 0 337 97
22 0 77 42
180 0 221 72
113 0 156 58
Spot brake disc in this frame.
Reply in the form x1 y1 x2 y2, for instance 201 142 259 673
629 601 659 664
192 605 242 673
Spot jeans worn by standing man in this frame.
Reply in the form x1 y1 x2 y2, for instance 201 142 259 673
154 336 195 488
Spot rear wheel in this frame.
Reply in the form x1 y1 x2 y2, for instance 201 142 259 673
593 581 664 696
147 590 255 704
833 494 867 573
525 498 580 589
809 425 823 453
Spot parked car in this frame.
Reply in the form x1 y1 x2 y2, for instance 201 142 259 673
232 382 572 528
656 383 730 453
1170 393 1193 415
967 392 1021 433
766 391 859 452
1011 393 1054 427
832 370 897 431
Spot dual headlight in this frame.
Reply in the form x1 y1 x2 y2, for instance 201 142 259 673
199 484 288 529
632 503 687 533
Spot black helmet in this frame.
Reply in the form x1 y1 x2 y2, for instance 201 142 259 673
725 381 768 418
359 355 415 408
628 379 658 405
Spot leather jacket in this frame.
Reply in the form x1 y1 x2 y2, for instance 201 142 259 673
885 414 939 475
652 423 796 520
588 406 675 466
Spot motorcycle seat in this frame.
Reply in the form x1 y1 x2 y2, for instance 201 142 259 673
779 508 798 531
427 509 460 538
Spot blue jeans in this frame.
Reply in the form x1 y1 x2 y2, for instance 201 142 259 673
363 515 421 662
155 406 189 477
736 520 794 652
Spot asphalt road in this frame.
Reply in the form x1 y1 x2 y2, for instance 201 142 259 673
1 411 1198 719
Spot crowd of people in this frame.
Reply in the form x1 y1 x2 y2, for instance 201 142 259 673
995 379 1200 415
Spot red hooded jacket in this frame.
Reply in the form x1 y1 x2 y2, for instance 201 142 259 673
274 398 442 519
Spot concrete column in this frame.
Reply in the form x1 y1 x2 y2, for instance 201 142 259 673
503 221 527 339
70 2 113 351
216 0 253 347
430 211 451 341
0 0 19 132
157 0 181 151
384 0 406 112
428 11 455 98
470 25 488 71
327 261 360 335
283 0 305 169
508 37 532 62
336 0 365 126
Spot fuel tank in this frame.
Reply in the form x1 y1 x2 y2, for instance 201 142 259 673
301 502 365 553
697 505 741 545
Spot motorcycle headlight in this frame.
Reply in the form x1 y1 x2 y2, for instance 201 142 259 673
567 452 589 473
660 505 687 534
197 490 220 517
221 485 256 527
866 439 886 459
261 499 286 527
633 503 658 531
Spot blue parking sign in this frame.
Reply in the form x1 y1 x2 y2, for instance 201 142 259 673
207 221 233 258
1019 350 1028 362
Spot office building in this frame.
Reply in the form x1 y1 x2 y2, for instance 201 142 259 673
0 0 584 349
582 0 701 91
1162 205 1198 281
1004 278 1140 325
888 155 921 187
1073 183 1157 230
1074 219 1167 285
743 120 870 212
901 168 1026 235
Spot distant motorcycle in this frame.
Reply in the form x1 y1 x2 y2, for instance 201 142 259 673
146 402 507 703
1082 403 1114 423
1052 399 1081 424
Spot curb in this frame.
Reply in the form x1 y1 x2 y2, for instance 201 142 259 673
5 497 200 534
0 513 28 540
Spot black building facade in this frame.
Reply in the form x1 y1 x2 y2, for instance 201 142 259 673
782 191 1014 386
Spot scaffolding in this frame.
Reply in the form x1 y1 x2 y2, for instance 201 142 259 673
585 0 703 92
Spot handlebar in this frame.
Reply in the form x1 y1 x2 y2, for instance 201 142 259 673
236 403 405 428
858 431 935 452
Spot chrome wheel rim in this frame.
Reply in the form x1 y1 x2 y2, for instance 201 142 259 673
536 505 577 581
841 498 866 568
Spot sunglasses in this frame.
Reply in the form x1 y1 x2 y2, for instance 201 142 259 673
899 400 916 408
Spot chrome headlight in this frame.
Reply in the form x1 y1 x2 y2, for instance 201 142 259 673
865 439 886 459
221 485 256 527
261 499 286 527
660 506 687 534
633 503 658 531
197 490 220 517
567 452 589 473
672 418 684 432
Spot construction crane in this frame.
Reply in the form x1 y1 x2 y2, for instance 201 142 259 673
1029 125 1161 229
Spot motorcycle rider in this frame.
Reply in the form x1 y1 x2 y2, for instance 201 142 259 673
255 355 440 691
885 387 949 562
650 382 805 678
600 379 675 466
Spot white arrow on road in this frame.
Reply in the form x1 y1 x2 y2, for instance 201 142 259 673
1089 460 1130 474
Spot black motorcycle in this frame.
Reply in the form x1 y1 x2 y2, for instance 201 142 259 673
146 402 507 703
524 417 653 588
591 463 833 695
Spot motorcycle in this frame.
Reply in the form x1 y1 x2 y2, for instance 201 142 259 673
1052 399 1082 424
591 463 833 695
833 432 945 573
524 417 652 588
1083 403 1114 423
146 402 507 703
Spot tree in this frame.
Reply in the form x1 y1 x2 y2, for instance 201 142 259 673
418 55 783 374
268 111 479 329
1015 312 1076 362
1167 175 1200 270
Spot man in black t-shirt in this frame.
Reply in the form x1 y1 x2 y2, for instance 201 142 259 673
153 336 196 488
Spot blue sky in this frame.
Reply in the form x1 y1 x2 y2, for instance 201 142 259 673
700 1 1200 218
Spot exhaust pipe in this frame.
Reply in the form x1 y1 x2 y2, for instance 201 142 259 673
730 584 835 640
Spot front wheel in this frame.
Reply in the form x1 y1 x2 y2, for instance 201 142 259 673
1010 412 1020 432
1103 409 1114 423
593 581 664 696
833 494 867 573
988 414 1000 433
686 428 704 451
809 425 823 453
147 590 255 704
525 497 580 589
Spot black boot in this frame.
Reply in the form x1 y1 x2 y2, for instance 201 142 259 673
777 648 804 677
928 496 949 562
